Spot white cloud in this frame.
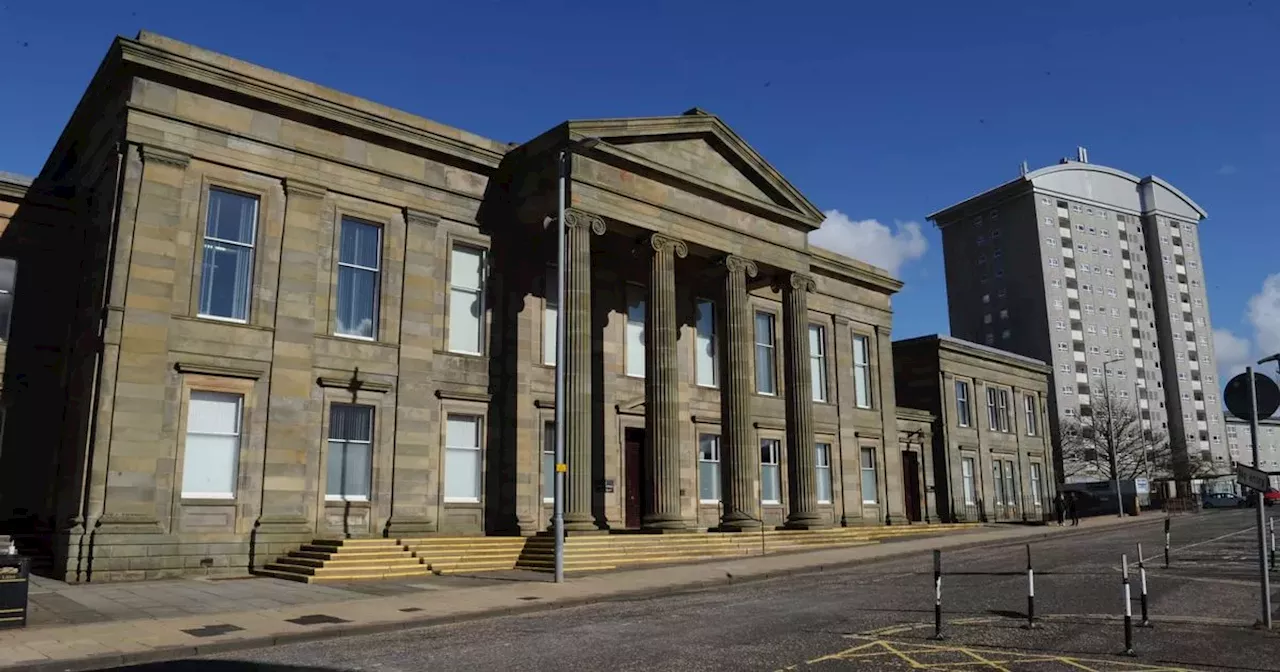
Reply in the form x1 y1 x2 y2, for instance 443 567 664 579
1247 273 1280 355
1213 328 1252 381
1213 273 1280 383
809 210 928 278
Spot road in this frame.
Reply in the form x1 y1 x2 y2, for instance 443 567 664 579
124 510 1279 672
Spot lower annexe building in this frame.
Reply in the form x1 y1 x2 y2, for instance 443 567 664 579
0 33 951 582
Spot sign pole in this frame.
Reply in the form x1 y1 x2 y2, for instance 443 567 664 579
1247 367 1273 630
1121 554 1135 656
931 549 944 640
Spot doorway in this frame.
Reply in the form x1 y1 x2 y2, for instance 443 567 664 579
624 428 645 529
902 450 923 522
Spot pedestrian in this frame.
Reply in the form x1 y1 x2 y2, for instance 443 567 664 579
1068 492 1080 527
1054 492 1065 526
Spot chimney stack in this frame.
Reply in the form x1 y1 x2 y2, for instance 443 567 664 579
1019 160 1029 176
1077 146 1089 163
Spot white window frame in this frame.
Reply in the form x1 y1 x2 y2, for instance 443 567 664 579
444 414 483 503
809 324 827 402
1024 395 1038 436
815 442 833 503
961 456 976 506
698 433 721 503
198 188 258 323
336 217 383 340
694 298 718 387
754 311 777 395
542 421 555 503
625 284 646 378
446 243 485 353
760 438 781 504
955 380 971 428
860 446 878 504
325 403 375 502
853 334 872 409
181 391 243 499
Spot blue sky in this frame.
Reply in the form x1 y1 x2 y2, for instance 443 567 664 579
1 0 1277 381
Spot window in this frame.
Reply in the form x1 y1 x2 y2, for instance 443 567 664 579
853 334 872 408
543 267 558 365
809 325 827 401
692 299 719 387
444 414 483 502
961 457 976 505
1004 460 1018 508
955 380 971 427
860 447 878 504
337 218 383 339
815 443 832 503
992 461 1005 506
1029 463 1039 506
1049 258 1059 267
542 422 555 503
327 404 374 501
181 391 242 498
1057 342 1068 352
754 312 776 395
997 389 1011 432
0 258 15 339
1024 395 1038 436
698 434 721 502
760 439 781 503
199 189 257 321
625 285 646 377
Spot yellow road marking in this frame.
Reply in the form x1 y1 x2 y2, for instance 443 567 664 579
790 636 1199 671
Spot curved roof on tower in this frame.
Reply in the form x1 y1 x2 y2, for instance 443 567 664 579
928 160 1207 224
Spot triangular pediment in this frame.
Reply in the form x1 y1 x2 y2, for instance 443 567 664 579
565 111 825 228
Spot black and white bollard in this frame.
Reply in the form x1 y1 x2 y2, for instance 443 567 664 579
932 549 944 640
1163 518 1171 569
1270 517 1276 572
1023 543 1038 629
1136 543 1151 627
1121 554 1135 656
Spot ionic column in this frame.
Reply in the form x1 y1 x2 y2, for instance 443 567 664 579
719 255 762 530
781 272 825 529
563 208 605 531
642 233 688 530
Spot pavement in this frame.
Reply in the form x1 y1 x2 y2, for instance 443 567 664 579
0 513 1208 671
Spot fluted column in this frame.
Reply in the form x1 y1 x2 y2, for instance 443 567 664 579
781 272 824 529
563 208 605 531
719 255 762 530
643 233 688 530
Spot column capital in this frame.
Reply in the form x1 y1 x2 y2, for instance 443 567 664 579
774 271 816 294
404 207 441 227
645 232 688 258
284 179 327 199
721 254 758 278
564 208 606 235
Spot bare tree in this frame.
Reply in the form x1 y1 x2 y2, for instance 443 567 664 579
1060 385 1216 481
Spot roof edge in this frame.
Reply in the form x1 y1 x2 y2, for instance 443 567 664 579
892 334 1051 373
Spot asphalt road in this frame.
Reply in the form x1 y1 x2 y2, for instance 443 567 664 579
121 510 1280 672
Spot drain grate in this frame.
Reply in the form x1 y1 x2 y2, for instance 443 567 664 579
286 614 351 626
182 624 245 638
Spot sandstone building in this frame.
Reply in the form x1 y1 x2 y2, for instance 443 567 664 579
0 33 965 582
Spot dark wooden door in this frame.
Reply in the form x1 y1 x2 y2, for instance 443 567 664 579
624 428 644 529
902 451 922 522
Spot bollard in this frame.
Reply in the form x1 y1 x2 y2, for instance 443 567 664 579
1023 543 1038 629
1136 543 1151 627
1163 518 1171 569
931 549 944 640
1121 554 1135 656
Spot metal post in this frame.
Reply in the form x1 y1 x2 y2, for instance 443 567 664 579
1163 518 1171 569
1137 543 1150 627
1270 517 1276 572
1247 367 1273 629
1122 554 1135 656
552 150 568 584
932 549 944 640
1023 544 1038 629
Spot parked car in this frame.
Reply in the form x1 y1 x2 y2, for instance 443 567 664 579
1202 493 1244 509
1242 489 1280 506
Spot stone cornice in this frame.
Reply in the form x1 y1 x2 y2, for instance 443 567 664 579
118 36 506 171
284 179 326 199
138 144 191 169
175 361 265 379
897 407 937 424
404 207 441 227
319 376 393 393
435 388 491 403
809 247 903 296
0 179 27 201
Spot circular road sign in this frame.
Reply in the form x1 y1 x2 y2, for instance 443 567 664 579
1224 372 1280 420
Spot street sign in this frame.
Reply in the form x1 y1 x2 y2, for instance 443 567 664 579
1134 478 1150 494
1225 372 1280 420
1237 463 1271 493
